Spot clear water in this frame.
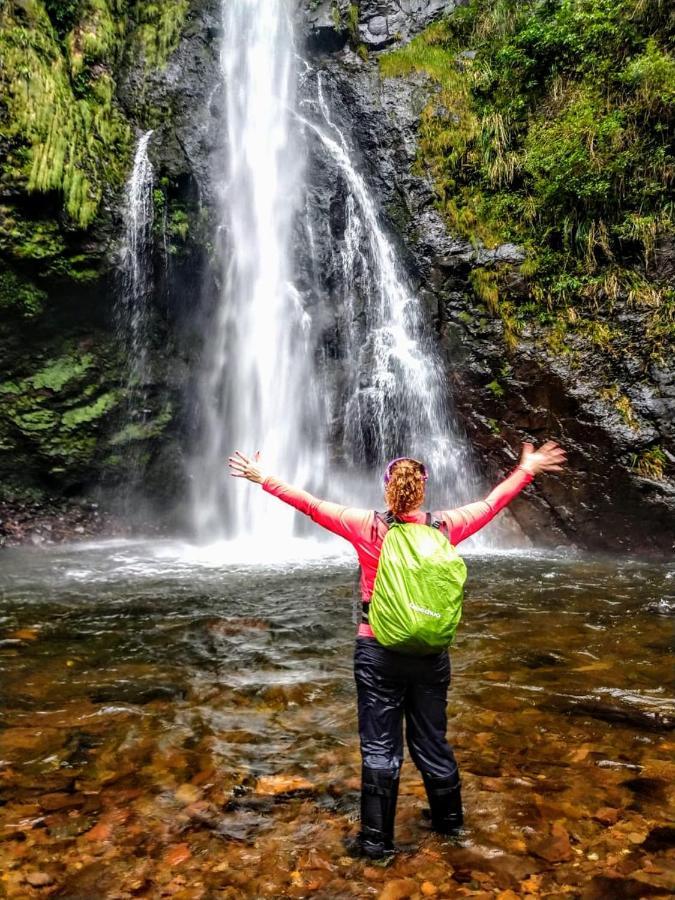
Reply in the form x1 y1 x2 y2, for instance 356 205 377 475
1 544 672 896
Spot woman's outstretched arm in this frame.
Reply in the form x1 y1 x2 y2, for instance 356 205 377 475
436 441 567 545
227 451 372 542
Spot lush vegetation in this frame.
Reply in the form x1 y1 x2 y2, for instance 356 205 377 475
380 0 674 361
0 0 187 233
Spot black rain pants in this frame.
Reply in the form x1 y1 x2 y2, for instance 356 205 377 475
353 636 460 781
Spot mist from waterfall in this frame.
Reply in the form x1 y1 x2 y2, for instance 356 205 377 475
190 0 326 541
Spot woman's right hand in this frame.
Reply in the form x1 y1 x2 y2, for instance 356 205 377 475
519 440 567 476
228 450 267 484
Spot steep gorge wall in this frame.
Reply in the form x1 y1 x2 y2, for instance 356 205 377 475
0 0 217 518
0 0 672 554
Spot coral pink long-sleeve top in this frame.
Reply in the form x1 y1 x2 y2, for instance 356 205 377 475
262 465 534 638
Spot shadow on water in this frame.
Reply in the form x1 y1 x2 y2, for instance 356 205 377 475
0 541 673 897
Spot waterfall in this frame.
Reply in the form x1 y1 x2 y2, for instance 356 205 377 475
190 0 326 541
297 73 486 519
115 130 155 494
188 4 501 548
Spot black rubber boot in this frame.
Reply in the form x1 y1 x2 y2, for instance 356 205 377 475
348 767 399 859
422 772 463 834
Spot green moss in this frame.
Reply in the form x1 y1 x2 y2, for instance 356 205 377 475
0 1 132 228
0 339 127 481
469 267 519 349
168 208 189 242
109 401 173 445
600 384 639 429
61 390 120 428
331 2 342 31
0 382 22 396
13 409 59 432
0 268 47 318
29 352 95 392
131 0 189 69
0 208 67 261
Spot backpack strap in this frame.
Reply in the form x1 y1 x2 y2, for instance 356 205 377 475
373 510 399 538
377 510 443 532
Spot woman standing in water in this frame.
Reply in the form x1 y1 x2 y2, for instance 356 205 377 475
228 440 566 858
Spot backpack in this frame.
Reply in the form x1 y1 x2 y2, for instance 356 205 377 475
367 511 467 655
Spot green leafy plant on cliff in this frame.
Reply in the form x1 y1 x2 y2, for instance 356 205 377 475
380 0 674 360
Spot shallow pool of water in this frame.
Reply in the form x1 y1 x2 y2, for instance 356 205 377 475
0 541 673 897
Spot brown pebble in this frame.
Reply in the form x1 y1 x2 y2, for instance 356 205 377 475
84 821 112 841
364 866 384 881
164 843 192 866
25 871 55 887
39 792 84 811
529 820 573 862
255 774 313 795
379 878 418 900
593 807 621 825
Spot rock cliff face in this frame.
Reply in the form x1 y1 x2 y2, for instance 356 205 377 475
0 0 672 554
296 2 674 556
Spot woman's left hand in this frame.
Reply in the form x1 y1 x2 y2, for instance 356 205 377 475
228 450 266 484
519 440 567 476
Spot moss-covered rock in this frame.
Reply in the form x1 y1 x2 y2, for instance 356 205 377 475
0 342 120 482
0 0 200 516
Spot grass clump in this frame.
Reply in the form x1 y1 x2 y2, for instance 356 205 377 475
632 445 667 479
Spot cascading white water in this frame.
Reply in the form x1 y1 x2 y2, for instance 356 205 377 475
189 6 506 548
115 129 155 489
298 74 486 518
190 0 326 541
118 130 154 395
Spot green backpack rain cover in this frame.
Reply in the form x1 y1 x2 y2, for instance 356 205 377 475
369 517 467 655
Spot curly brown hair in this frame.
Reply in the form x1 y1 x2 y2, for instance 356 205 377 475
384 459 426 517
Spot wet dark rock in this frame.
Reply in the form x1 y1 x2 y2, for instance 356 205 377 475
39 792 85 812
582 875 667 899
619 776 669 801
303 0 454 53
641 824 675 852
355 0 456 49
0 497 126 548
548 695 674 732
89 683 187 705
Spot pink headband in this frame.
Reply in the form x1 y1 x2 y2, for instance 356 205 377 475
383 457 428 484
